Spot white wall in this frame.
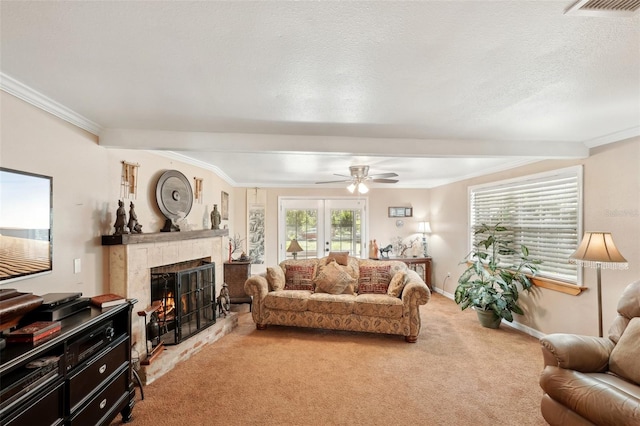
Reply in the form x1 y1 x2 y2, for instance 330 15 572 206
231 186 430 273
1 92 236 299
430 138 640 336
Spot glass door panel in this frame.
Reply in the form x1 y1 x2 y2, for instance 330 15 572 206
282 199 323 260
325 199 365 258
280 198 366 261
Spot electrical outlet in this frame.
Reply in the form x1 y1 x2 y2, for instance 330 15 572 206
74 258 81 274
447 272 451 277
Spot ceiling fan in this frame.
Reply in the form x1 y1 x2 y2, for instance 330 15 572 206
315 165 399 194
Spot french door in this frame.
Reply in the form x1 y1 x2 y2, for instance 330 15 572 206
278 197 367 261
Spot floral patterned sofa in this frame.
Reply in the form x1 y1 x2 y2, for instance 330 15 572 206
243 253 431 342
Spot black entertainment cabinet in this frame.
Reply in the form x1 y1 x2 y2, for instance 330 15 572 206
0 300 137 426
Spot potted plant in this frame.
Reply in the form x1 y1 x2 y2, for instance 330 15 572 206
454 223 541 328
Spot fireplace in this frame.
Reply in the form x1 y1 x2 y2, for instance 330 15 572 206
103 229 237 384
149 259 216 346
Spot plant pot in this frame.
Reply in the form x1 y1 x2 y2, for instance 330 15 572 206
475 308 501 329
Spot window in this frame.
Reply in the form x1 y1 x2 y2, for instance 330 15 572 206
469 166 582 284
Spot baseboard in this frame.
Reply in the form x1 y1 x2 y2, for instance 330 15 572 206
430 286 545 339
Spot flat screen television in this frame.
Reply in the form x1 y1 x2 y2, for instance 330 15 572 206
0 167 53 283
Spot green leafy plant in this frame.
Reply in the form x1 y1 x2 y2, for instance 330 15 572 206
454 223 542 323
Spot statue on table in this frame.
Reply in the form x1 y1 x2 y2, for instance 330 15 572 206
211 204 221 230
370 239 379 259
127 202 143 234
379 244 393 258
113 200 127 235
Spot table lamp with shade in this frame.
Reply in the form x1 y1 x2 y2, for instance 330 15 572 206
569 232 628 337
418 221 432 257
287 239 303 260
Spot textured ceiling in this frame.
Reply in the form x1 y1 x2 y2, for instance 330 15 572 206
1 1 639 188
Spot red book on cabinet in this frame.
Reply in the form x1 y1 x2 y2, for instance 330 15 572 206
90 293 126 308
6 321 62 343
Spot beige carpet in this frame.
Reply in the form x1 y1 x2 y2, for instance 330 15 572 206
114 294 546 426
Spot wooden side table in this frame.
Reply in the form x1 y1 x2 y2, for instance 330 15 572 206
388 257 432 290
224 261 252 310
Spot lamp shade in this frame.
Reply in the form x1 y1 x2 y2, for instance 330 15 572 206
569 232 628 270
418 221 432 233
287 239 303 253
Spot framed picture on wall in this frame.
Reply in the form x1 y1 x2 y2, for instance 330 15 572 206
388 207 412 218
221 191 229 220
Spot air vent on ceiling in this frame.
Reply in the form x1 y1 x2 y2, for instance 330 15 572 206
564 0 640 16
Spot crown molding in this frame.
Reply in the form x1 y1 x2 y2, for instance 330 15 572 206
0 72 103 136
151 151 238 187
585 126 640 148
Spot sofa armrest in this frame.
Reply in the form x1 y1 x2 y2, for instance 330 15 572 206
244 274 268 300
540 333 614 373
400 270 430 341
401 270 430 306
244 274 269 326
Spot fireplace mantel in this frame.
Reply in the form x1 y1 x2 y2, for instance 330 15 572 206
102 229 229 246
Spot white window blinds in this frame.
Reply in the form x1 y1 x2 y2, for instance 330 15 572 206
469 166 582 283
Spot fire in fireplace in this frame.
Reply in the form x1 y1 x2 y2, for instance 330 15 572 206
150 259 216 345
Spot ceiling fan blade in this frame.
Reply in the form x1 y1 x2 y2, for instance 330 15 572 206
371 178 399 184
368 172 399 179
315 179 352 184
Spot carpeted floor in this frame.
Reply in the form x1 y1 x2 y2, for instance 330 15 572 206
114 293 546 426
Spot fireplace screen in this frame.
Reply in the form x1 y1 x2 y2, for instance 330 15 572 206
150 260 216 345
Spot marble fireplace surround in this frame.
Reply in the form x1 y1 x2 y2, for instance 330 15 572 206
103 229 234 384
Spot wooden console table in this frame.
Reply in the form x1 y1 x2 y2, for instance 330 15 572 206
224 261 252 311
388 257 432 290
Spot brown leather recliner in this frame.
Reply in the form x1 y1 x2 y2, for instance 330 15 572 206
539 280 640 426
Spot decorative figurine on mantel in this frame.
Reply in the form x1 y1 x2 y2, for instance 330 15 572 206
113 200 127 235
211 204 221 230
127 202 143 234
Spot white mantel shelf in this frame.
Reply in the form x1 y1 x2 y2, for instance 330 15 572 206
101 229 229 245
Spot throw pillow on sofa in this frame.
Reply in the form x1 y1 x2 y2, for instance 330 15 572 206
326 251 349 266
313 259 357 295
284 264 316 291
266 266 286 291
387 271 407 298
609 317 640 385
358 264 392 294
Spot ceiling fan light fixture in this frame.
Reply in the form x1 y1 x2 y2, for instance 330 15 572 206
318 164 399 191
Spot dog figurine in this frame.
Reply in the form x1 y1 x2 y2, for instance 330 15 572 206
379 244 393 258
218 282 231 317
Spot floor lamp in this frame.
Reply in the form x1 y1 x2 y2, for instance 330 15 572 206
569 232 628 337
